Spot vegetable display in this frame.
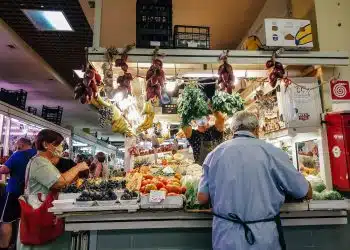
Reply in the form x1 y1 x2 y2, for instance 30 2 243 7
211 91 244 116
312 190 343 200
177 84 209 126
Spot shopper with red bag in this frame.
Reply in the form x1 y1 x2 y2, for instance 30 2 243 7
18 129 89 250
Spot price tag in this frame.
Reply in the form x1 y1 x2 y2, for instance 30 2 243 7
149 190 166 203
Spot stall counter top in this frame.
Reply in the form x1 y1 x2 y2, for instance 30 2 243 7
53 202 349 232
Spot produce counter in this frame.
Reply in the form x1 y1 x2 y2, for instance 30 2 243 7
50 201 350 250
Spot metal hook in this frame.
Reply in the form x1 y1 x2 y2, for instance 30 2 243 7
174 64 178 78
136 62 139 77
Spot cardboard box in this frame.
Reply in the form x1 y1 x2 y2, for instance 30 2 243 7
258 18 313 50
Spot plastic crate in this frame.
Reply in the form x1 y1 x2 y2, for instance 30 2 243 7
0 88 27 110
41 106 63 125
174 25 210 49
136 0 172 48
27 106 37 115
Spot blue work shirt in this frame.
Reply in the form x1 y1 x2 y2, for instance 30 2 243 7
199 131 308 250
5 148 37 196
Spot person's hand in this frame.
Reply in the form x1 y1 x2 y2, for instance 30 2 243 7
76 162 89 172
305 181 313 200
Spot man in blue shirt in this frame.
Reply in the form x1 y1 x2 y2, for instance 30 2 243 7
198 111 312 250
0 138 36 249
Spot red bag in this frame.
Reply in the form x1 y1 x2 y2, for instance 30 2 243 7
18 157 64 245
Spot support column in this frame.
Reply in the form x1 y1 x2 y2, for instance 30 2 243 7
93 0 102 49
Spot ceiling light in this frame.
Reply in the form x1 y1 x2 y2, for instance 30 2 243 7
73 69 84 79
22 10 73 31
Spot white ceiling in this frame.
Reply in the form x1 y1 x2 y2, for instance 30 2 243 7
0 19 100 130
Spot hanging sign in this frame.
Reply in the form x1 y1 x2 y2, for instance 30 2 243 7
162 104 177 114
330 80 350 101
277 77 321 128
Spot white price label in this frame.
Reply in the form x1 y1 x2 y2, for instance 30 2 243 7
149 190 166 203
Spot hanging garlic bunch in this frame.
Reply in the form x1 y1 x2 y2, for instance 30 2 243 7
103 47 119 98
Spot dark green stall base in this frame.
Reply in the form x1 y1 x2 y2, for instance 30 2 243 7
94 225 350 250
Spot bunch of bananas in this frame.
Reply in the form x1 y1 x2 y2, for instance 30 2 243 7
110 105 133 136
136 101 155 133
91 95 133 136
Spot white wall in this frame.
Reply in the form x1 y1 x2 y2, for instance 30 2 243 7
237 0 289 48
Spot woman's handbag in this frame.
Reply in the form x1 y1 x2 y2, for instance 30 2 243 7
18 157 64 245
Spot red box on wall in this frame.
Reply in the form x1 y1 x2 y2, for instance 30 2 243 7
330 80 350 101
325 112 350 191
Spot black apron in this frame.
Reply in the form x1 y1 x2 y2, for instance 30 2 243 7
212 133 287 250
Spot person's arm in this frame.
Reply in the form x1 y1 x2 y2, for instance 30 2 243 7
52 162 88 189
197 152 215 204
94 162 102 178
31 160 88 190
1 154 15 174
213 111 225 132
102 163 109 179
0 165 10 175
182 125 193 138
271 147 311 199
197 165 209 204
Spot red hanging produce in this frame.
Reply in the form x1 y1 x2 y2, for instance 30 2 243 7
218 50 235 94
146 48 165 102
115 44 135 98
266 58 285 88
74 66 102 104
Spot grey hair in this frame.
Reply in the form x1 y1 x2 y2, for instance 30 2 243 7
231 111 259 132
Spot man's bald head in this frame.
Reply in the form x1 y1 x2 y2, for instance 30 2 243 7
15 137 32 151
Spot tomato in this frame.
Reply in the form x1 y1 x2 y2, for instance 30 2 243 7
141 180 148 187
156 182 165 190
181 186 187 194
140 186 145 193
144 175 153 180
167 193 178 196
162 179 168 186
159 188 168 194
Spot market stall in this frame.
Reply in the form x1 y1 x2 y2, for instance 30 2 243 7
48 8 350 248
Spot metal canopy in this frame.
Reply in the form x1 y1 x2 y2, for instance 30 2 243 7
88 47 349 66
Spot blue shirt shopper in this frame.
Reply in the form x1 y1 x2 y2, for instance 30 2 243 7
5 148 37 196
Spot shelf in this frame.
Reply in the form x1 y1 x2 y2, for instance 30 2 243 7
88 47 349 66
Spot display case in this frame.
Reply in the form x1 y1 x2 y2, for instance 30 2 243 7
0 101 71 157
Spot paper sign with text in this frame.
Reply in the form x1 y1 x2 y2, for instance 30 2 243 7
149 190 166 203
